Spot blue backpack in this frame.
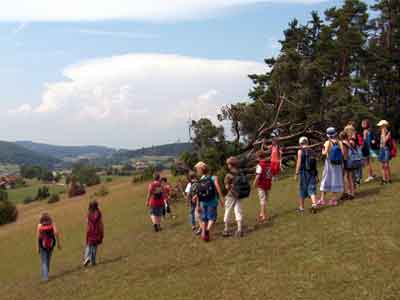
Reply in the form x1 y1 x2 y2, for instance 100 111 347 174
329 142 343 165
346 146 363 169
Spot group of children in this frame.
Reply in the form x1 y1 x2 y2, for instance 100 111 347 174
36 200 103 281
35 119 396 281
178 118 396 241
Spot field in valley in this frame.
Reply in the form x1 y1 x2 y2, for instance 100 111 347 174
1 159 400 300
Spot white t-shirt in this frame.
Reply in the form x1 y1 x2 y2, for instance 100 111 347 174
185 183 192 194
256 164 262 175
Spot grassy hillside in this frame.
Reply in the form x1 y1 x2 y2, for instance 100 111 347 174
7 179 67 204
0 141 60 169
1 159 400 300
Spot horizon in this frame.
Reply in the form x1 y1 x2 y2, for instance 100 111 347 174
1 0 375 149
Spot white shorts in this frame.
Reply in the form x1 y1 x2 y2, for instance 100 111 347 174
257 188 269 206
223 195 243 223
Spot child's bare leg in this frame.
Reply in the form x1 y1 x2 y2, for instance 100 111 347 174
298 198 305 210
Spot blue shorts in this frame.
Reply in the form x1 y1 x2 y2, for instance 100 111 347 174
150 207 164 217
299 171 317 199
200 204 217 223
379 147 391 162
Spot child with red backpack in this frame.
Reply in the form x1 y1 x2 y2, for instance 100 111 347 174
83 200 104 267
146 173 165 232
254 150 272 223
37 213 61 281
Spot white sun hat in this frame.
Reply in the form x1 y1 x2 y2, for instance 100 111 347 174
299 136 309 145
377 120 389 127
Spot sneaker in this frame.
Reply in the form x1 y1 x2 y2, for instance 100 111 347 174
204 230 210 242
195 228 202 236
329 199 338 206
222 230 230 238
235 231 244 238
83 258 90 267
153 224 159 232
310 205 317 214
365 176 374 183
296 208 305 214
317 199 326 207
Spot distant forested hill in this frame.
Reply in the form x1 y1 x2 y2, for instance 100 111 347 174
0 141 60 168
111 143 193 161
16 141 116 160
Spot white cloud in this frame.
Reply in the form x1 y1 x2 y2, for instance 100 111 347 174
0 0 327 22
12 22 28 34
8 104 32 114
76 29 158 39
10 53 264 147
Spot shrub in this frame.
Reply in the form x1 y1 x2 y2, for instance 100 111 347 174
36 186 50 200
95 185 109 197
0 200 18 225
48 194 60 204
106 177 113 183
69 178 86 198
23 196 35 205
0 190 9 201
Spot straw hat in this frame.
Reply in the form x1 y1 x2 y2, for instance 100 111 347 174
194 161 207 169
299 136 309 145
377 120 389 127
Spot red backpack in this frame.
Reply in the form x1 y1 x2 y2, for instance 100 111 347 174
390 138 397 158
39 225 56 251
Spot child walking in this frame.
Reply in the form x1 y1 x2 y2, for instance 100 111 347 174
146 173 165 232
84 200 104 267
361 119 376 182
37 213 61 281
194 161 224 242
295 137 318 213
185 172 200 234
161 177 175 219
254 150 272 223
340 131 355 200
269 137 282 179
377 120 392 184
223 157 248 238
319 127 344 207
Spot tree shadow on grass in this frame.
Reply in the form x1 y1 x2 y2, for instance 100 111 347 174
354 187 381 200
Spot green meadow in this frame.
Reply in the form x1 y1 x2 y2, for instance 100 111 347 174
1 159 400 300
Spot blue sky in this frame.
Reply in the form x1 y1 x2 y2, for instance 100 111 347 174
0 0 374 148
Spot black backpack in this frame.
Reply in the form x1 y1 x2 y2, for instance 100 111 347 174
303 149 317 174
197 176 216 202
233 172 251 200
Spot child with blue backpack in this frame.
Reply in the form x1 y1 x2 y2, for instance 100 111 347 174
377 120 393 184
194 161 224 242
295 137 318 213
319 127 344 207
340 131 356 200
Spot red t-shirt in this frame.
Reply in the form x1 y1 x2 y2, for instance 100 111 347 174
256 160 272 190
148 181 164 208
